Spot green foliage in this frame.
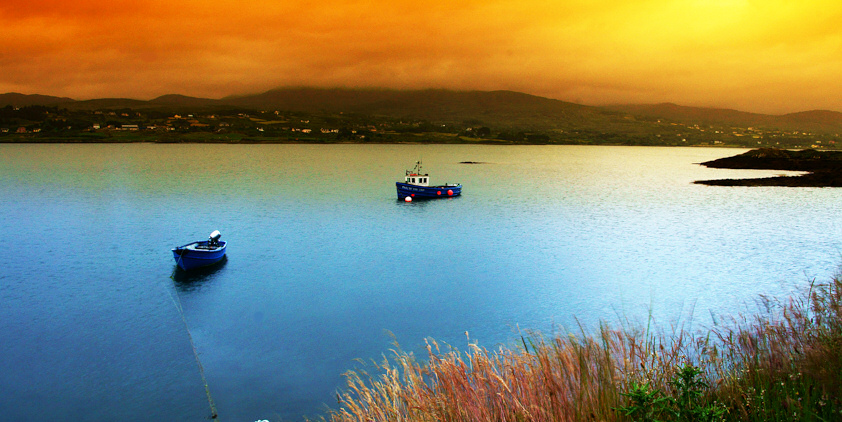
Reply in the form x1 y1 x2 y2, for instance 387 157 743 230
616 382 673 422
616 365 725 422
669 364 726 422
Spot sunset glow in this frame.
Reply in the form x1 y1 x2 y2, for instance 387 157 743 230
2 0 841 113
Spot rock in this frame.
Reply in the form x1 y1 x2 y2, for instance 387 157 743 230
696 148 842 187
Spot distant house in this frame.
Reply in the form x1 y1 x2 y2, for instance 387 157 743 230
121 125 139 131
16 127 26 133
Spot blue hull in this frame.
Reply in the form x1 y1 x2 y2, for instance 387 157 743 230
396 182 462 200
172 240 227 271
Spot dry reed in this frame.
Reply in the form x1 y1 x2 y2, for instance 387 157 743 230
326 276 842 421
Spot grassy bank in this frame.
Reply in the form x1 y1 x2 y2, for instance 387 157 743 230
327 277 842 421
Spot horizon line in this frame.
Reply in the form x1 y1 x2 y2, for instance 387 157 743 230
2 88 842 117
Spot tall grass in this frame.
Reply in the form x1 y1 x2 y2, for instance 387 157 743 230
327 277 842 421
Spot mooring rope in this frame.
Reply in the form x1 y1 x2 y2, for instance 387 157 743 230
168 267 219 420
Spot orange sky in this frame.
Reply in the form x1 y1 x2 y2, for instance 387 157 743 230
1 0 841 114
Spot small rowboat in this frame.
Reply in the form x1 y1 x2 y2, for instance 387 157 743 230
396 161 462 200
172 230 227 271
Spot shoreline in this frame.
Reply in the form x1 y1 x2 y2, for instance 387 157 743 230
0 136 800 148
695 147 842 187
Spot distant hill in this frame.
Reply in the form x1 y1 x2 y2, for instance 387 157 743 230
149 94 221 107
0 93 75 107
780 110 842 133
67 98 154 110
3 88 618 130
608 103 767 125
223 88 589 114
608 103 842 134
222 88 613 128
5 88 842 135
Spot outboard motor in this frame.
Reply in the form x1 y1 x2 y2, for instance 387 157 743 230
208 230 221 247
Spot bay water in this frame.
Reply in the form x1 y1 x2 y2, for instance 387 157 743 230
1 144 840 421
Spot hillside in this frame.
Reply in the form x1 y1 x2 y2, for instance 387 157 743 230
220 88 624 131
3 88 842 146
1 88 616 129
149 94 221 107
4 88 842 134
0 93 75 106
781 110 842 133
68 98 151 110
608 103 842 134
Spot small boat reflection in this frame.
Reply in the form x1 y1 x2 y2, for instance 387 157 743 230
171 255 228 289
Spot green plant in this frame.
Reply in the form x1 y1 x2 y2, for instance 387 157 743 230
616 364 725 422
616 382 672 422
669 364 725 422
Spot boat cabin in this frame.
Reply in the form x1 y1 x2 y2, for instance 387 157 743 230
404 161 430 186
404 173 430 186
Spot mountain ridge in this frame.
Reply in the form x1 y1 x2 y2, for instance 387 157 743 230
0 92 75 106
3 89 842 134
606 102 842 134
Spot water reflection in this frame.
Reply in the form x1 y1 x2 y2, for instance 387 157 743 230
171 256 228 290
395 196 462 206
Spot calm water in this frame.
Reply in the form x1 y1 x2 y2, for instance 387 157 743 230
1 144 840 421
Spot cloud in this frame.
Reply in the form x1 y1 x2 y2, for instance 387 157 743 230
1 0 842 113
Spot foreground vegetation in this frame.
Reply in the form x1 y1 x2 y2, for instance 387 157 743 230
327 277 842 421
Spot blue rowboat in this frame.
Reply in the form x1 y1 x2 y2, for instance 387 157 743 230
396 161 462 200
172 230 227 271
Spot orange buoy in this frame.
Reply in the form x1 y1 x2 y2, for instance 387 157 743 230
404 196 412 202
447 189 454 196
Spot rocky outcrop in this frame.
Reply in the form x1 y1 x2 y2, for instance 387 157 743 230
695 148 842 186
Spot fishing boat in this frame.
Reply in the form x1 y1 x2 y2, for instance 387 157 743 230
396 161 462 200
171 230 227 271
